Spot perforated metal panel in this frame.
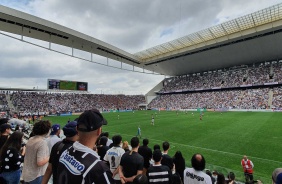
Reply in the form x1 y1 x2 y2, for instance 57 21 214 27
134 3 282 61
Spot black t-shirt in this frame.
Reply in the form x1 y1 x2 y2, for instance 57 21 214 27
138 145 152 168
49 139 75 184
57 141 115 184
97 145 110 161
120 151 144 178
161 154 174 170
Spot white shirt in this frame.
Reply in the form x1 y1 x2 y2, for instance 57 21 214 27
184 167 212 184
104 146 125 180
47 135 61 152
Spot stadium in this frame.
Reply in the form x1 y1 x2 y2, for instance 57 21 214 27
0 1 282 184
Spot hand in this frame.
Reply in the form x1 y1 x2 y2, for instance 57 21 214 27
21 146 26 156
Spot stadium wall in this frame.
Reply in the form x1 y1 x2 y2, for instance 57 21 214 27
145 79 164 104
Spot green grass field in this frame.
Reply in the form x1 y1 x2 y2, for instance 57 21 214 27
44 111 282 183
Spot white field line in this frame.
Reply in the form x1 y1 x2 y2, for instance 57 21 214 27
111 132 282 164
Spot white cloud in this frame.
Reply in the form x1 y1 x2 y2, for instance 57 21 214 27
0 0 281 94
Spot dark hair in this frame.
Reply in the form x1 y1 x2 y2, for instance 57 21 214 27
133 174 148 184
191 153 205 171
153 149 162 162
153 144 160 150
228 172 235 180
0 118 9 126
143 138 149 146
0 131 24 160
217 173 226 184
32 120 51 135
131 137 139 148
173 151 185 181
162 141 170 151
99 136 108 146
113 135 122 146
103 132 109 137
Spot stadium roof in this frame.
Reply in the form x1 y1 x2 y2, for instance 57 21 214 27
0 3 282 76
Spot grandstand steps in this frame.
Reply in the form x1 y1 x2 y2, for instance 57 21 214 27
268 89 273 107
5 93 15 112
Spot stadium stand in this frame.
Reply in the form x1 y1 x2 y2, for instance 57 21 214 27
9 92 146 115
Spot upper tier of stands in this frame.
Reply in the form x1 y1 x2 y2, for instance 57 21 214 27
160 62 282 93
148 88 274 109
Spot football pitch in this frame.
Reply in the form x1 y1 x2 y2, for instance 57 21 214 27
44 111 282 183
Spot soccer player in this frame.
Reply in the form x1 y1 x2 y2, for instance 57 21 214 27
137 126 141 138
151 116 155 126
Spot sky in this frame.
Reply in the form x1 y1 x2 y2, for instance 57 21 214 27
0 0 281 95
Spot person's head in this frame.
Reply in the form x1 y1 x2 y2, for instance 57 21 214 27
0 118 9 126
51 124 61 136
206 170 212 178
272 168 282 184
174 151 184 160
32 120 51 136
63 121 78 138
113 135 122 147
0 123 11 135
133 174 148 184
131 137 139 149
228 172 235 181
153 144 160 150
76 109 108 139
104 132 109 138
123 141 129 149
153 149 162 163
243 155 248 161
143 138 149 146
217 173 226 184
191 153 206 171
99 136 108 146
162 141 170 152
0 131 24 158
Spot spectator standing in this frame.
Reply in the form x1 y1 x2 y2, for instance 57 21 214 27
272 168 282 184
147 149 172 184
241 155 254 182
97 136 110 161
226 172 236 184
42 121 79 184
22 120 51 184
183 153 212 184
172 151 185 183
0 132 25 184
123 141 130 152
104 132 113 147
216 173 227 184
0 124 11 150
161 141 174 171
104 135 125 184
119 137 144 183
138 138 153 175
57 109 115 184
47 124 61 152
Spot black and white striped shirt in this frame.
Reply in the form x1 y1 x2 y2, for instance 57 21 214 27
147 164 172 184
57 141 115 184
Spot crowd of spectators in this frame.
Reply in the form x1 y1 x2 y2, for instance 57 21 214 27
0 93 8 112
10 92 146 115
272 87 282 109
160 62 282 92
148 88 270 110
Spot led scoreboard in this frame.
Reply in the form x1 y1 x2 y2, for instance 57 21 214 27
48 79 88 91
